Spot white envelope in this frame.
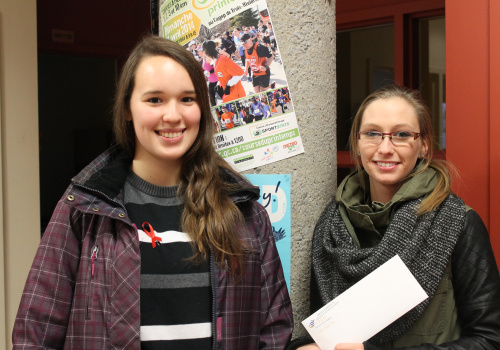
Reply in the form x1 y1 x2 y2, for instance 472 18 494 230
302 255 428 350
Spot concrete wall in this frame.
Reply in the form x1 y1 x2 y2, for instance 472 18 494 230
242 0 337 336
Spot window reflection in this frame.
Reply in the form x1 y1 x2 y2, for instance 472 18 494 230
419 17 445 149
337 25 394 151
336 18 446 151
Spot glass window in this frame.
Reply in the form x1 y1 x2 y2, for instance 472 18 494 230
337 24 394 151
336 18 446 152
418 17 446 149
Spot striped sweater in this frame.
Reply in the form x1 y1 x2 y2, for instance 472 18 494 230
124 172 211 349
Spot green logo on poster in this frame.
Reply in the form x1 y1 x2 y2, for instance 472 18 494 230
193 0 216 10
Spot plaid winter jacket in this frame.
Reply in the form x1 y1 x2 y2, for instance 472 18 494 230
13 146 293 349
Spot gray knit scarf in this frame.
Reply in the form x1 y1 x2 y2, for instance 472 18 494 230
311 194 465 345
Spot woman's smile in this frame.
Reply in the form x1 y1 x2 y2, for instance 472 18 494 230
373 161 399 169
156 129 184 139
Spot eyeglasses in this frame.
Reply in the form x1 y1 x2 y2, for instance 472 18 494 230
357 131 421 145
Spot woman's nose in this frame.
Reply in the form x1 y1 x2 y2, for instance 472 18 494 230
377 136 395 153
162 102 181 123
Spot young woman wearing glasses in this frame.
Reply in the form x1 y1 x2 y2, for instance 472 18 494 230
287 85 500 350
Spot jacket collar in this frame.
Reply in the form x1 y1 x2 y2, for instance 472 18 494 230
71 145 132 200
72 145 260 203
336 164 438 239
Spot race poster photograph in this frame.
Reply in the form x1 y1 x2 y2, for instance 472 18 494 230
159 0 305 171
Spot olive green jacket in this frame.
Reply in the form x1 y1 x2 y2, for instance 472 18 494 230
287 167 500 350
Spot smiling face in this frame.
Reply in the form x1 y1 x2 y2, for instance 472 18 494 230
128 55 201 184
358 96 427 202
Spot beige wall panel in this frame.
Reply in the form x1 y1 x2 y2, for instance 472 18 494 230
0 1 40 348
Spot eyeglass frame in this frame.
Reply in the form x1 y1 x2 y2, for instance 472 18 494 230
357 131 421 145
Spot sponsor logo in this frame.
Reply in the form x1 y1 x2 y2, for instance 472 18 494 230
234 155 254 164
250 119 290 138
309 320 315 328
283 141 298 152
261 148 274 162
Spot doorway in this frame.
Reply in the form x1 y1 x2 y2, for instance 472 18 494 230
36 0 151 232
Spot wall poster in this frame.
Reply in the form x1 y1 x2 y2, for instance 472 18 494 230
246 174 291 291
159 0 305 171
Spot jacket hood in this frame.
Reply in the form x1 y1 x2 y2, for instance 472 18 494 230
72 145 132 201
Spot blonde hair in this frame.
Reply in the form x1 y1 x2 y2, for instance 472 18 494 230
349 85 456 215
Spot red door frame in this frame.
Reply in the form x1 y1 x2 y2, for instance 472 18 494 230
447 0 500 264
490 1 500 265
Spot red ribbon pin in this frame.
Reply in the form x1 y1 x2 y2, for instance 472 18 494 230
142 222 162 248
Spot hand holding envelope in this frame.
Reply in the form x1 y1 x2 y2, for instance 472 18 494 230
302 255 428 350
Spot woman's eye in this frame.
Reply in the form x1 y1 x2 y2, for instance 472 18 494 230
393 131 412 138
181 96 196 103
364 131 381 137
147 97 162 104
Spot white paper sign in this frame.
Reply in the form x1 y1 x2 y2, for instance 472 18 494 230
302 255 428 350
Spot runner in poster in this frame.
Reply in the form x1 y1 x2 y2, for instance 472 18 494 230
241 33 274 93
249 96 265 121
197 46 220 106
220 105 235 129
262 96 272 119
202 40 246 103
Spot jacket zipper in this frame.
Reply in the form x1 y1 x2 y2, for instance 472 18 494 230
86 245 99 320
210 252 217 350
91 245 99 277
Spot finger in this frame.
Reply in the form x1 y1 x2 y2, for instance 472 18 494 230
335 343 364 350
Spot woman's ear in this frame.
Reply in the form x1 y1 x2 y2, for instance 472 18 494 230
420 141 428 158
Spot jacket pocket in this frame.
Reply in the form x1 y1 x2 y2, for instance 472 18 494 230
86 245 99 320
406 273 449 336
391 264 460 348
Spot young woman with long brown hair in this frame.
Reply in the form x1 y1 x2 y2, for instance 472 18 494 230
13 35 293 349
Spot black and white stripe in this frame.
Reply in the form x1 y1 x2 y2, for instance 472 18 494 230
124 172 212 350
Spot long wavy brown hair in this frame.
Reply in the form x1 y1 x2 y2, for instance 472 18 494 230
349 85 456 215
113 35 249 275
